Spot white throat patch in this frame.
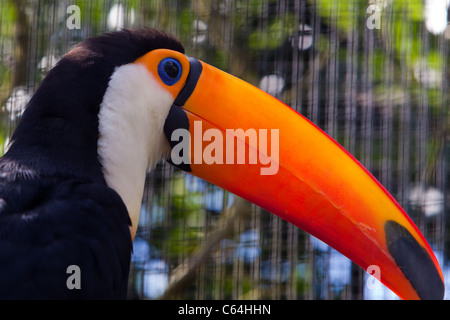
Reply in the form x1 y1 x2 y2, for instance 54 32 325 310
98 62 173 239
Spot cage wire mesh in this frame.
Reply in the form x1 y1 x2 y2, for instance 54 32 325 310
0 0 448 300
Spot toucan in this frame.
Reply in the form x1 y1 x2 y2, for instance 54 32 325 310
0 28 444 300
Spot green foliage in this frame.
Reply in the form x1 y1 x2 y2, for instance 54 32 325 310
249 14 295 50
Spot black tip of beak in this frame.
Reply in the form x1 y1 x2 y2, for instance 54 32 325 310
385 220 445 300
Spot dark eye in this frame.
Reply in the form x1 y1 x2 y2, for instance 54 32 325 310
158 58 182 86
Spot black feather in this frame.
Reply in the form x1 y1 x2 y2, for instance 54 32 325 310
0 28 184 299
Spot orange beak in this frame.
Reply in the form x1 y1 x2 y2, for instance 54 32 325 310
137 49 444 300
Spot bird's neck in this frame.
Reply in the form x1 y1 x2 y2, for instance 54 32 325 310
97 62 172 239
4 98 104 184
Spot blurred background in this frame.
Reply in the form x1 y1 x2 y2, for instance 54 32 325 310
0 0 448 300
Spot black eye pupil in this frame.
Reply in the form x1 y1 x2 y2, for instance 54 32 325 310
158 58 182 86
164 61 180 79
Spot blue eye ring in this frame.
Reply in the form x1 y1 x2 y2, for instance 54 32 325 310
158 58 182 86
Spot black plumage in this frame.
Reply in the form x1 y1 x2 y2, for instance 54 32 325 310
0 28 184 299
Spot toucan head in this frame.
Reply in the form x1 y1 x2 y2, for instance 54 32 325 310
8 28 444 300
